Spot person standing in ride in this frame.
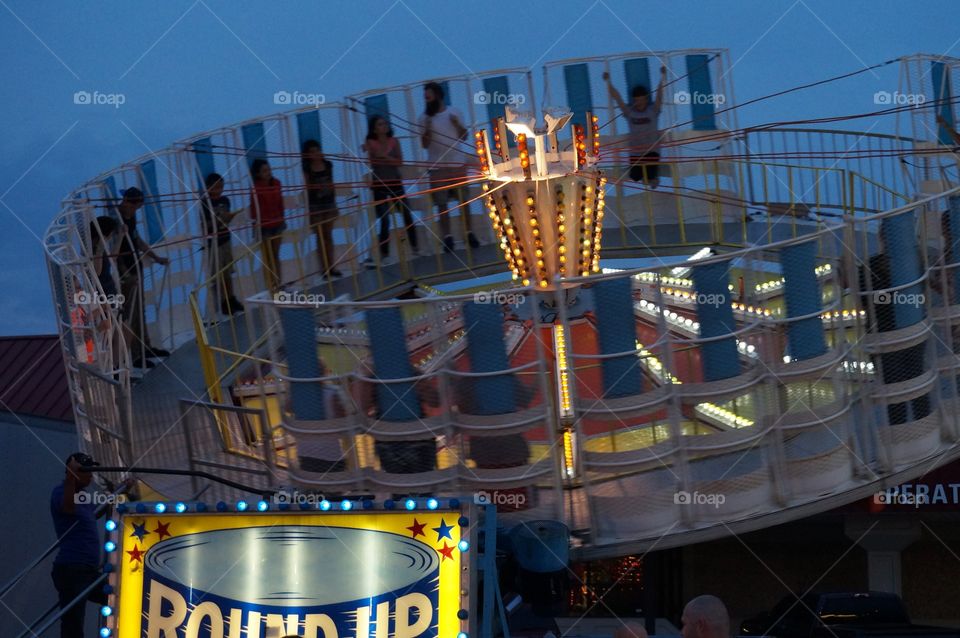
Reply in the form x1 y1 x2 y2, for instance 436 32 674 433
249 159 286 293
604 66 668 188
363 115 419 266
115 187 170 369
88 216 126 362
301 140 342 278
201 173 243 315
89 216 119 301
418 81 479 253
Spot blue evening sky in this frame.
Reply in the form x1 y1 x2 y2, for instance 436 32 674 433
0 0 955 334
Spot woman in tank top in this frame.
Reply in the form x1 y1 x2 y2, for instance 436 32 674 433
363 115 419 267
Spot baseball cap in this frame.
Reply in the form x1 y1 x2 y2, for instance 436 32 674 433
66 452 100 469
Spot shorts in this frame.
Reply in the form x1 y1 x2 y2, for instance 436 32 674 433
309 205 339 227
429 167 467 204
629 151 660 182
260 222 287 239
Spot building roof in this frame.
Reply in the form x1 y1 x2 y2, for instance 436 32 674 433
0 335 73 423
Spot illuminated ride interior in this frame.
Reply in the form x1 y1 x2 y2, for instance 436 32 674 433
45 50 960 557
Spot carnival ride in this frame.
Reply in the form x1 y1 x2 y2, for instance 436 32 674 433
43 49 960 561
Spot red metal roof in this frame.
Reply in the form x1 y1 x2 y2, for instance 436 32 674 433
0 335 73 422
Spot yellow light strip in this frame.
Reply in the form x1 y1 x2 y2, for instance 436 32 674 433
474 130 490 175
526 191 548 288
578 181 593 276
554 325 574 419
562 428 575 479
500 193 531 285
591 175 606 273
556 188 567 278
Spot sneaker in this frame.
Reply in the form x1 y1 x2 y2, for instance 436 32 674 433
467 232 480 248
326 268 343 278
132 357 156 369
443 235 455 254
144 345 170 358
363 258 376 269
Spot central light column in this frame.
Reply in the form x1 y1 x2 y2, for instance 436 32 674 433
474 107 606 289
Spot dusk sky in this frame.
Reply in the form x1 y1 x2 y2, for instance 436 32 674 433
2 0 957 334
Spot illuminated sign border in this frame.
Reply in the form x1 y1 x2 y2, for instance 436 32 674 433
101 498 473 638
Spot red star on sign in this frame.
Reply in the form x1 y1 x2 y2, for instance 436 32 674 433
406 518 426 538
127 545 144 563
437 542 455 562
153 520 171 541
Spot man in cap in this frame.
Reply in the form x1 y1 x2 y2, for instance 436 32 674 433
49 453 119 638
114 187 170 369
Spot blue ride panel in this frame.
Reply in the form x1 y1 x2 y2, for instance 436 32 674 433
880 211 924 328
692 261 740 381
592 277 642 398
686 54 717 130
462 301 516 415
781 240 827 361
278 307 325 420
932 61 955 147
364 94 390 123
241 123 268 170
138 159 163 244
623 57 652 97
946 196 960 303
563 63 594 128
481 75 516 148
191 137 216 190
296 110 323 148
366 307 421 421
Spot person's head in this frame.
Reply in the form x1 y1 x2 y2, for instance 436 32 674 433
205 172 224 199
300 139 322 173
614 621 648 638
251 159 272 183
631 85 650 110
118 187 144 217
424 81 444 116
65 452 99 488
89 215 118 250
681 595 730 638
366 115 393 140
